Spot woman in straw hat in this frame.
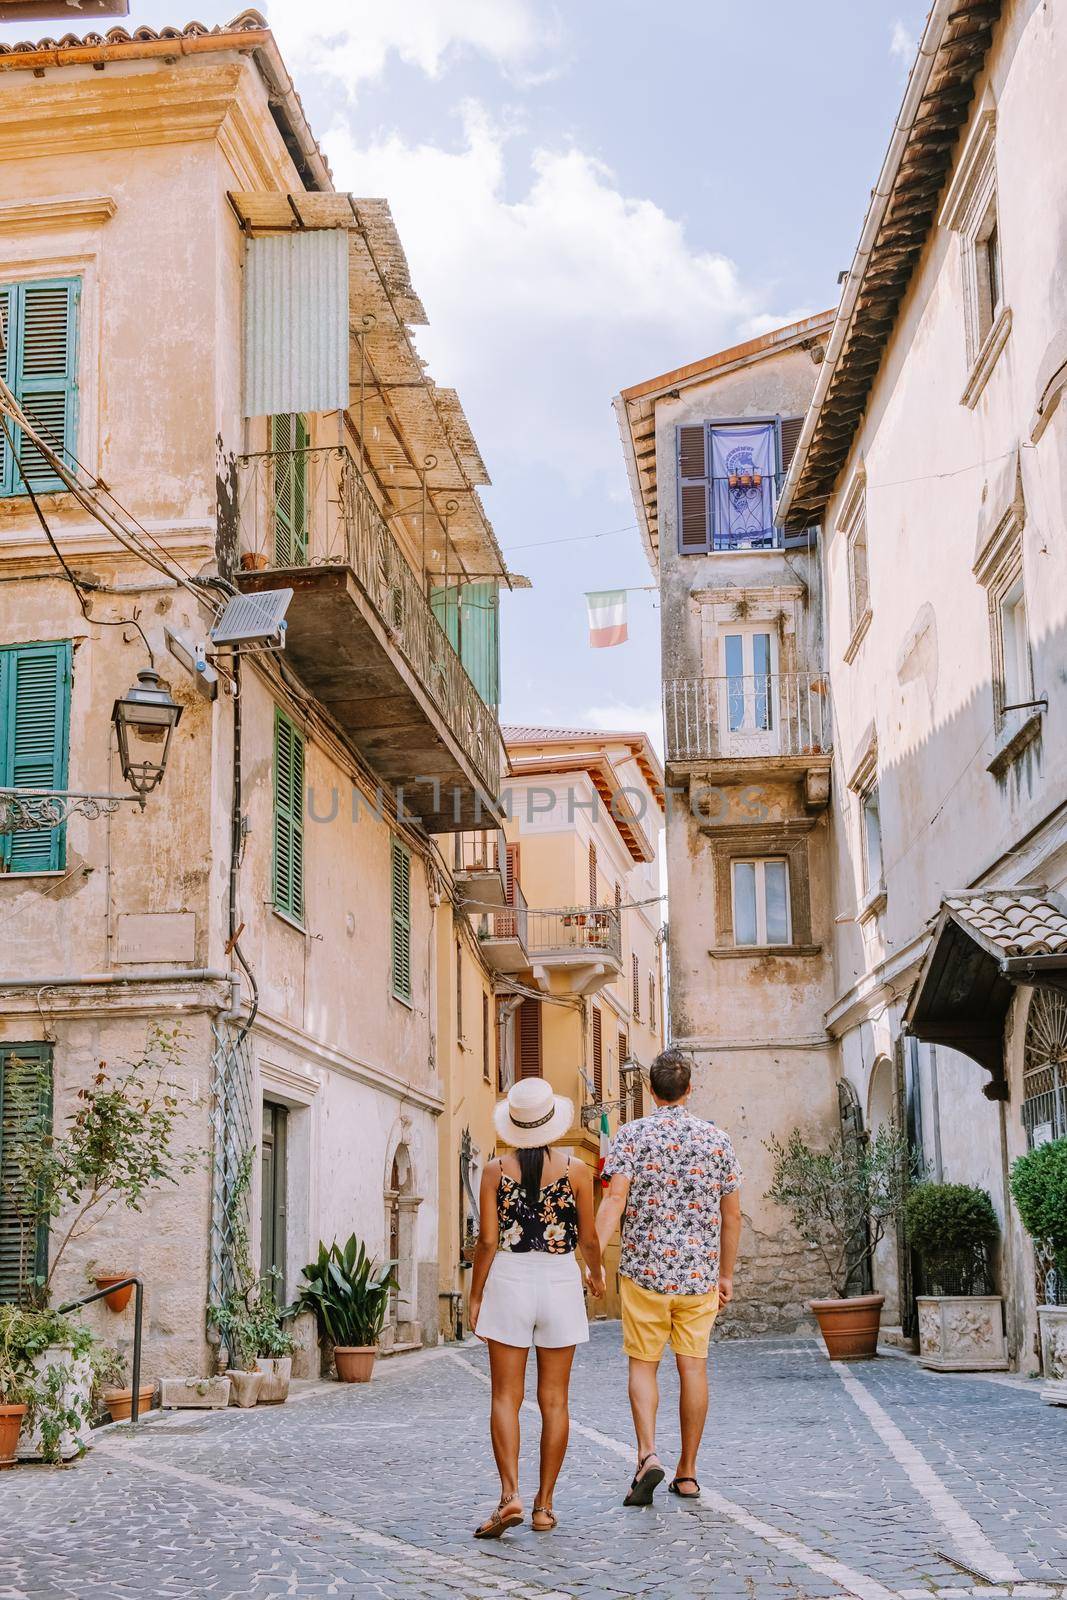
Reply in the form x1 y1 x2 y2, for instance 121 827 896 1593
469 1076 605 1538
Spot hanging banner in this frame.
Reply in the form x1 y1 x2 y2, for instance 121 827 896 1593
709 422 776 550
585 589 629 648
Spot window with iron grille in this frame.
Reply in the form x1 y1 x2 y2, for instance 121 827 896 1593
0 278 79 497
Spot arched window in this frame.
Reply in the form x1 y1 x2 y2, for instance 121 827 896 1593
1022 988 1067 1148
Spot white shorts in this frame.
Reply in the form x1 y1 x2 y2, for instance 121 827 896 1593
476 1250 589 1349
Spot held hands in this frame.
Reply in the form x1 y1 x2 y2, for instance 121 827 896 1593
718 1275 734 1305
585 1266 606 1299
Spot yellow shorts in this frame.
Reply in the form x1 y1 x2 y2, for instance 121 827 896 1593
620 1276 720 1362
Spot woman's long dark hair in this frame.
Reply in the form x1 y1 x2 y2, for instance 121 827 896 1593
517 1145 548 1209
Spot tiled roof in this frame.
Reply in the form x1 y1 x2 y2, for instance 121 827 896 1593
0 11 265 54
503 725 645 744
946 891 1067 958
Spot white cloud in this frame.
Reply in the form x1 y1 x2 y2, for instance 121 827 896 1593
267 0 556 95
582 701 664 760
323 104 764 482
889 20 916 68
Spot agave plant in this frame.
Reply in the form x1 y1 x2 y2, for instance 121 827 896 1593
292 1235 397 1348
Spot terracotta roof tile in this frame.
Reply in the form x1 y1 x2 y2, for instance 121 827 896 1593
502 725 646 744
0 11 265 55
946 891 1067 958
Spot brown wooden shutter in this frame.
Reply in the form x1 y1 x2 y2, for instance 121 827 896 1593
589 842 598 908
482 992 491 1083
614 881 622 915
499 842 520 937
618 1030 629 1120
649 972 656 1030
633 1073 644 1119
632 952 640 1018
516 998 542 1079
592 1006 603 1099
780 416 804 474
678 423 711 552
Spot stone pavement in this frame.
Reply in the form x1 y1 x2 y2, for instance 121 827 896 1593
0 1324 1065 1600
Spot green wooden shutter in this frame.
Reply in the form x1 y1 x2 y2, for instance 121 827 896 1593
458 582 500 708
1 278 79 496
0 286 11 494
270 413 309 566
390 837 412 1002
0 640 71 873
429 584 460 651
0 1042 52 1305
272 710 305 923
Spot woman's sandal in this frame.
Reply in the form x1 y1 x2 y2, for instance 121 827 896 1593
668 1477 701 1498
532 1505 558 1531
473 1493 524 1539
623 1453 665 1507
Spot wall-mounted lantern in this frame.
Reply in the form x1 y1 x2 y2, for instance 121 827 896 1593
111 668 183 806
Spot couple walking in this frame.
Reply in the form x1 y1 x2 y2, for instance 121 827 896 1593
468 1046 742 1537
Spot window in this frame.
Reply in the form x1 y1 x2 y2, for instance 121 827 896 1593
516 997 541 1078
455 939 463 1042
273 711 305 924
731 858 791 947
860 787 884 896
0 1042 52 1303
269 413 309 566
974 499 1034 744
618 1030 629 1119
847 508 870 636
390 837 412 1003
676 418 794 554
429 583 501 710
723 629 774 733
482 992 491 1084
649 972 656 1031
632 953 641 1019
977 214 1003 345
0 278 79 497
591 1005 603 1099
0 640 72 872
941 107 1009 400
998 578 1031 713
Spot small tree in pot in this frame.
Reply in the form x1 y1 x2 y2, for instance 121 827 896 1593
1010 1138 1067 1403
766 1124 913 1359
905 1183 1006 1371
293 1235 396 1382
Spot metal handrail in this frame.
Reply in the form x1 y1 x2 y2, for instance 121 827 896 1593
526 905 623 963
664 671 832 762
58 1277 144 1424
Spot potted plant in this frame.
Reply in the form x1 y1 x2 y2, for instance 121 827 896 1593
767 1124 912 1360
1010 1137 1067 1405
293 1235 396 1383
89 1344 155 1422
0 1305 97 1462
905 1182 1006 1371
0 1329 32 1469
207 1153 293 1406
208 1290 264 1408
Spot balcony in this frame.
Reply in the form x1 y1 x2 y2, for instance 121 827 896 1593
479 899 622 996
236 445 502 832
451 830 507 908
664 672 832 792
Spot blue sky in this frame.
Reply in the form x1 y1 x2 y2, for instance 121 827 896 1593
3 1 930 749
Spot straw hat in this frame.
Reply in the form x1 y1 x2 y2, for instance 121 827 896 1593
494 1077 574 1149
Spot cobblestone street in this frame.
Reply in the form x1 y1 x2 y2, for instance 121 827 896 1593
1 1325 1065 1600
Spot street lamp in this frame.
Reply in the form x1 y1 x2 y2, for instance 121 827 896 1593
111 668 183 806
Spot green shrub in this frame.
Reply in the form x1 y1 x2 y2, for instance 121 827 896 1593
1010 1138 1067 1273
904 1182 998 1294
293 1235 396 1348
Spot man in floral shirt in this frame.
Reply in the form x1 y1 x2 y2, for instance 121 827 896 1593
595 1046 741 1507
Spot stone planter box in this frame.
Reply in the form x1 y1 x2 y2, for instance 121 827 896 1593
18 1346 93 1461
254 1357 291 1404
916 1295 1007 1371
1037 1304 1067 1406
160 1376 231 1410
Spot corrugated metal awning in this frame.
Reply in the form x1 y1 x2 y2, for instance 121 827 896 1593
243 229 348 417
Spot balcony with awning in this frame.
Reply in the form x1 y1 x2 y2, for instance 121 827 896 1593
228 189 512 832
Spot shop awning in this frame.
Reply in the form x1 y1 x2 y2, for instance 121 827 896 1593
905 890 1067 1100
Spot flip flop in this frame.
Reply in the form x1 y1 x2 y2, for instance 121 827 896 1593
624 1454 665 1507
473 1496 524 1539
669 1477 701 1498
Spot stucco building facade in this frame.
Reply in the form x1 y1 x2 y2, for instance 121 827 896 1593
0 15 510 1376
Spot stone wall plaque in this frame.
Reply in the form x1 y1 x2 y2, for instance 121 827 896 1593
115 911 196 965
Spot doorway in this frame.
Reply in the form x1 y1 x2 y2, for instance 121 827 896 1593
261 1100 288 1297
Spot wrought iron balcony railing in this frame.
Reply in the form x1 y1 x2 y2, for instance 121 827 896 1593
526 906 622 964
483 879 528 945
237 445 501 800
664 672 832 763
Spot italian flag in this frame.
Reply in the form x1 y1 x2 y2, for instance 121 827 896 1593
597 1110 611 1181
586 589 628 648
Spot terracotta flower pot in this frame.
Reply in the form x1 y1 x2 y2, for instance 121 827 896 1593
104 1384 156 1422
0 1404 27 1468
810 1294 885 1360
240 550 270 571
226 1369 264 1408
334 1345 376 1383
95 1275 134 1313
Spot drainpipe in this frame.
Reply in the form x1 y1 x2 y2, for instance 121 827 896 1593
0 969 231 990
776 0 958 527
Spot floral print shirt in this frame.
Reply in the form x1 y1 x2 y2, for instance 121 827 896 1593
604 1104 742 1294
496 1170 579 1255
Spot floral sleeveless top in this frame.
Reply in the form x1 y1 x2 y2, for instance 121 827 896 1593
496 1160 579 1255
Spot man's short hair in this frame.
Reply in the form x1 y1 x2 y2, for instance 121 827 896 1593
649 1046 692 1104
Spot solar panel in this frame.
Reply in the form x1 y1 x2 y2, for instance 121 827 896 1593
210 589 292 648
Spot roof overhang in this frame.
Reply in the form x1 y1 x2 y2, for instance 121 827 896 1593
505 747 662 864
614 312 835 575
905 889 1067 1099
778 0 1003 530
